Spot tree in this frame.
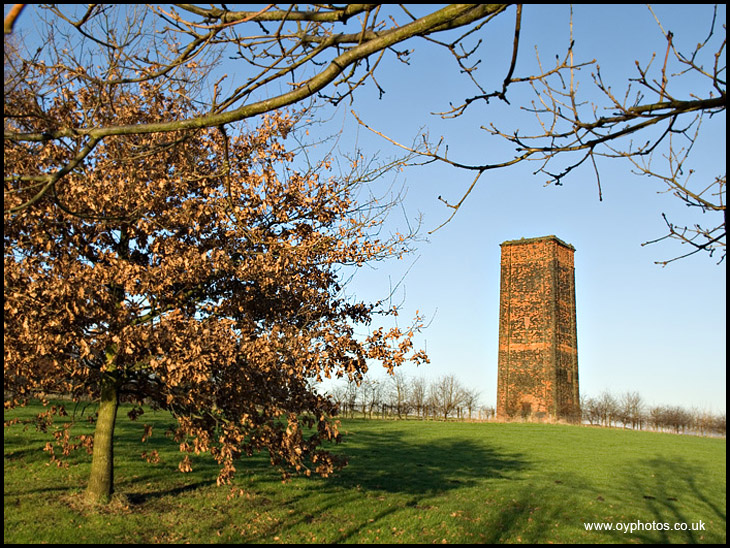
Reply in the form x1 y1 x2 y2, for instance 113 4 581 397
648 405 667 432
428 374 465 420
387 370 411 418
593 391 619 428
713 413 726 437
461 386 482 420
359 377 384 419
581 396 601 426
662 405 693 434
4 64 428 503
408 375 429 419
618 391 645 430
329 378 359 419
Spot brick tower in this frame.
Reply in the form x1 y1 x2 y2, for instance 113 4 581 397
496 236 580 421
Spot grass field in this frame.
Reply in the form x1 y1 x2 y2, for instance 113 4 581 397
4 402 726 544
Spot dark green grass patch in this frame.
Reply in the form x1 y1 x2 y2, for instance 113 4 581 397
4 403 725 543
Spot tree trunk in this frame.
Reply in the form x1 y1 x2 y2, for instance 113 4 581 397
85 372 119 504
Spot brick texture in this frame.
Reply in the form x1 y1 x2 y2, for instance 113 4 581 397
496 236 580 421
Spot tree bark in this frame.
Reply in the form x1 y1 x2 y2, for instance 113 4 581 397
85 371 119 504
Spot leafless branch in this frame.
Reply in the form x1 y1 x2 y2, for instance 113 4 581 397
357 5 726 262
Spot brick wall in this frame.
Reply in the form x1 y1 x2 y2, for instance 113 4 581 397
496 236 580 421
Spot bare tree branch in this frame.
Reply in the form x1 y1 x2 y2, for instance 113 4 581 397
354 5 725 262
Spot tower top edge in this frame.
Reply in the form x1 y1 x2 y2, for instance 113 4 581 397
500 235 575 250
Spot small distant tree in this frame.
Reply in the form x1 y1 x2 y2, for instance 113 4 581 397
387 371 411 419
581 396 601 426
4 64 427 503
690 408 715 436
712 413 726 437
619 391 645 430
481 406 496 421
329 380 357 419
409 375 429 419
595 391 619 427
663 406 693 434
429 374 465 420
360 377 386 419
648 405 667 432
461 387 481 420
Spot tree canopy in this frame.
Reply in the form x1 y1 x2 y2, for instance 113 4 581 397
4 59 427 502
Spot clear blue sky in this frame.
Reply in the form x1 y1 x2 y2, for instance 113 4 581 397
310 4 727 412
7 5 725 412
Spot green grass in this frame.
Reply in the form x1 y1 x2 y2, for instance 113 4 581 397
4 402 726 543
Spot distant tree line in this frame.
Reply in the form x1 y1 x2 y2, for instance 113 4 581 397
581 390 726 437
324 375 726 437
326 372 492 422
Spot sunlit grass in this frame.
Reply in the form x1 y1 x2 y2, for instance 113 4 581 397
4 402 726 543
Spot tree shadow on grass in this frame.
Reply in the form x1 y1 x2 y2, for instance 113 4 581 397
616 456 726 544
3 445 51 464
234 421 533 543
328 422 528 495
124 481 212 505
